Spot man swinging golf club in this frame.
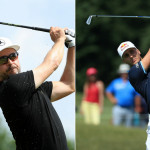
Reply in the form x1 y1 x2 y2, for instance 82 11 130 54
0 27 75 150
117 41 150 150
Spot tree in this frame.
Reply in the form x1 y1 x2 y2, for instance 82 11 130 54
76 0 150 91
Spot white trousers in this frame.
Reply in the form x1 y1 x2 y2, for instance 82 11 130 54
146 115 150 150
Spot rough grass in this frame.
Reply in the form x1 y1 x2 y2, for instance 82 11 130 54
76 92 147 150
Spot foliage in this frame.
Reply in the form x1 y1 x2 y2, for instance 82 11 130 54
76 0 150 91
0 131 16 150
67 140 75 150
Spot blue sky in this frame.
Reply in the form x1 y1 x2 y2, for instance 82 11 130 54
0 0 75 140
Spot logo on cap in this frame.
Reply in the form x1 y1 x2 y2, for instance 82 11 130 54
120 43 129 51
0 39 5 46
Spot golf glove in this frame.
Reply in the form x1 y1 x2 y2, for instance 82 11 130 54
65 29 75 48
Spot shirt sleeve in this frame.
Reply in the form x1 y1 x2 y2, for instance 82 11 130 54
134 90 140 96
39 81 53 100
106 81 114 94
128 61 147 98
4 71 35 107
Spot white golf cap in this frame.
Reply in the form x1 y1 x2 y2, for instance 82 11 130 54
117 41 136 57
0 37 20 52
118 64 130 74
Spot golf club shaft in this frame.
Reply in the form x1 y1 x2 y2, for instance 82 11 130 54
95 15 150 18
86 15 150 25
0 21 76 37
0 22 50 32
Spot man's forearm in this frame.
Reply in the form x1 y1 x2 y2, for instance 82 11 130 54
43 39 65 70
134 95 142 113
60 47 75 91
141 49 150 71
33 39 65 89
106 92 117 104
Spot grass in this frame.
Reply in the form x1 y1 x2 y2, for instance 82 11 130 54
76 92 147 150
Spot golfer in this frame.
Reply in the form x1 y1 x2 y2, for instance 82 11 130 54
117 41 150 150
0 27 75 150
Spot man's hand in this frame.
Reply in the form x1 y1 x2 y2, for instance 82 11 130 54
65 29 75 48
106 92 117 104
50 27 66 43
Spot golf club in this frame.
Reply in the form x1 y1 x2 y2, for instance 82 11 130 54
0 21 75 37
86 15 150 25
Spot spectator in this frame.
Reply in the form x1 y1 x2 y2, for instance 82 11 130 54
106 64 141 127
80 67 104 125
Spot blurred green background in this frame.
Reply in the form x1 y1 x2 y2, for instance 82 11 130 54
0 131 15 150
76 0 150 150
76 0 150 91
76 93 147 150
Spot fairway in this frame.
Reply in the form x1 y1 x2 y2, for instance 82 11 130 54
76 92 147 150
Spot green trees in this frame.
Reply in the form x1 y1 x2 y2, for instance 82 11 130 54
76 0 150 91
0 131 16 150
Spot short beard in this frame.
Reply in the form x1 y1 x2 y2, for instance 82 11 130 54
0 67 21 81
6 65 20 73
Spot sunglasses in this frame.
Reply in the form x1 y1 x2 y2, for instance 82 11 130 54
0 52 19 65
